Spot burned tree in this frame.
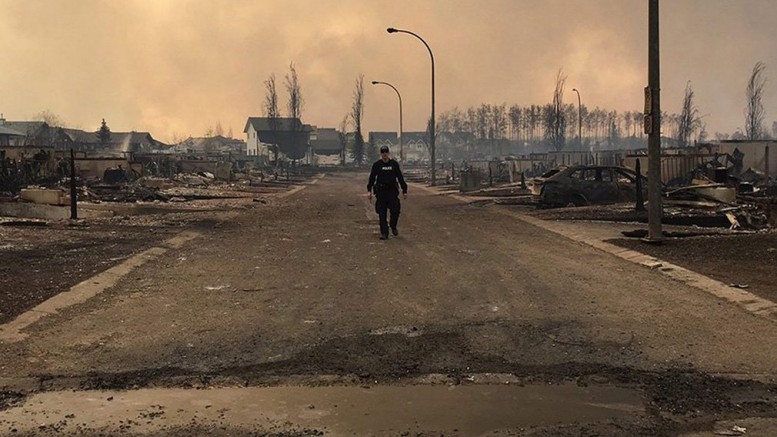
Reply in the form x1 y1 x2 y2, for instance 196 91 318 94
545 70 567 151
745 61 767 141
284 62 307 162
338 115 349 166
350 75 366 166
264 74 280 163
677 81 700 148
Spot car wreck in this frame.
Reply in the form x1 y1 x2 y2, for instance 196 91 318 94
538 165 649 208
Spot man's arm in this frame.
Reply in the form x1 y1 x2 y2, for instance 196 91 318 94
394 161 408 194
367 161 377 193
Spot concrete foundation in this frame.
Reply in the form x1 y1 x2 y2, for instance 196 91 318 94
459 169 481 192
20 188 65 206
0 202 113 220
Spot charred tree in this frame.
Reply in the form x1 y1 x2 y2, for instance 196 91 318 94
677 81 700 148
284 62 306 161
264 74 280 163
350 75 366 166
745 61 767 141
338 115 349 166
547 70 568 151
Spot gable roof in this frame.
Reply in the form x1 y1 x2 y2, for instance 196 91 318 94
1 121 49 136
311 127 341 153
0 126 25 136
402 132 429 143
244 117 312 133
369 132 398 144
63 128 99 144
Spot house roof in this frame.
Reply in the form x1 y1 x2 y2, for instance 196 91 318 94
243 117 313 133
311 128 341 153
63 128 99 143
369 132 398 143
1 121 48 136
0 126 25 136
401 132 429 143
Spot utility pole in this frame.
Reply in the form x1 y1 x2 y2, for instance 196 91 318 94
645 0 663 242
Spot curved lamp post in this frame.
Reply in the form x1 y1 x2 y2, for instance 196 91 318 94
371 80 404 162
572 88 582 148
387 27 436 185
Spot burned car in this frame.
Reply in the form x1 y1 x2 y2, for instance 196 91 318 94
527 166 568 196
538 165 649 207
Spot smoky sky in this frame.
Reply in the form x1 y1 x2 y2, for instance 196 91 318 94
1 0 775 142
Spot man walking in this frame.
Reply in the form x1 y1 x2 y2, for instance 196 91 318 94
367 145 408 240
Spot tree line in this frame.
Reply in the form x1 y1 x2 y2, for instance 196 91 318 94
432 62 774 158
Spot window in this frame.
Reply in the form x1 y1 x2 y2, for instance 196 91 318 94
615 169 635 183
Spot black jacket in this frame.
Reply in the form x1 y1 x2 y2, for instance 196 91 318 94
367 159 408 194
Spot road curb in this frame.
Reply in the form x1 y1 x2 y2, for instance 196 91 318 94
0 231 201 344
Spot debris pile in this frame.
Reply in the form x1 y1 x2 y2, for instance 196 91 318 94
665 178 774 230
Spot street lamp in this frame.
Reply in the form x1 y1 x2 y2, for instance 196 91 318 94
371 80 404 162
387 27 436 185
572 88 582 148
645 0 663 242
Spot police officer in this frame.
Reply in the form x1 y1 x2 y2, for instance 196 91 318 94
367 145 408 240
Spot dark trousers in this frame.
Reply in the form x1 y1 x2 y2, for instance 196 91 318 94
375 191 401 236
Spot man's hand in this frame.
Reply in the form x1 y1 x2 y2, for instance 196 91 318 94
368 192 373 201
403 192 407 200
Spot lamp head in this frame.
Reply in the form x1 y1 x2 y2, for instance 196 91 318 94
387 27 398 33
572 88 578 92
371 81 379 85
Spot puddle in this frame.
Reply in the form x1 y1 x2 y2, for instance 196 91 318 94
0 382 644 435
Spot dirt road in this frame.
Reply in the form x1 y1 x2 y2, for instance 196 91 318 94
1 172 776 436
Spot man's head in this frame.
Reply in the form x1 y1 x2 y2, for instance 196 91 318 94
380 145 390 161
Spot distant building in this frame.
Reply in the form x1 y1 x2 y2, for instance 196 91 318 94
0 117 166 155
310 127 341 155
243 117 313 162
368 131 429 162
174 135 246 155
0 124 25 146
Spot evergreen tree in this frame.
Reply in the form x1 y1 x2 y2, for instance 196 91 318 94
98 119 111 145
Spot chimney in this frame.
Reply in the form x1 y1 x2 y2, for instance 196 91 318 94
0 113 5 125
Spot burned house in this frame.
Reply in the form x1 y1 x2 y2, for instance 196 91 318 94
61 130 167 156
717 140 776 183
174 135 246 156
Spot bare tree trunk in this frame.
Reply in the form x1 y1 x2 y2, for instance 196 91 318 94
351 75 366 165
678 81 699 148
338 115 349 166
285 62 305 161
264 74 279 164
745 61 767 141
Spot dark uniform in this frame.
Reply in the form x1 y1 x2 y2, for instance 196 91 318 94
367 157 408 239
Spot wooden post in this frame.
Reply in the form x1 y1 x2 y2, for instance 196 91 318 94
635 158 645 211
69 149 77 220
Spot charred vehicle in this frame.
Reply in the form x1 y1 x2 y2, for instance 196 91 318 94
538 165 650 207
